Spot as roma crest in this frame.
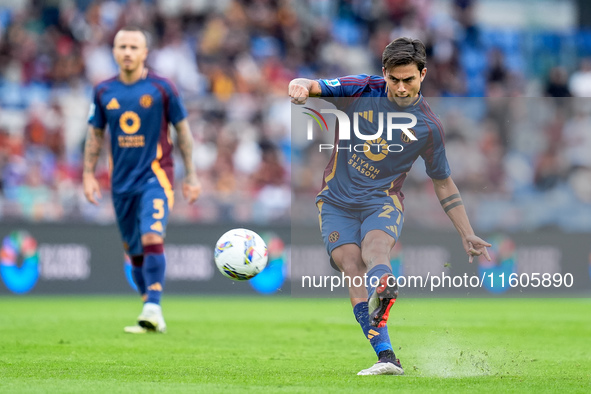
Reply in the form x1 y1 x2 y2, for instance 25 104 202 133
401 128 416 143
140 94 153 108
328 231 340 243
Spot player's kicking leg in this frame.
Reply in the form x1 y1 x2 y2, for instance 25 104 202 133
331 243 403 376
356 227 403 375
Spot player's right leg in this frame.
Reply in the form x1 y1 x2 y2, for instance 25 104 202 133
354 203 405 375
319 200 401 375
331 245 402 375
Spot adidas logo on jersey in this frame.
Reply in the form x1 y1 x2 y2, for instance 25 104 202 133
106 98 120 110
359 110 373 122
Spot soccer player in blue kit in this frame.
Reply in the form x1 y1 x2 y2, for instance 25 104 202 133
83 27 201 333
289 37 491 375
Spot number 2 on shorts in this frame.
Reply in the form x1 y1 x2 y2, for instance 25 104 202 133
379 205 395 219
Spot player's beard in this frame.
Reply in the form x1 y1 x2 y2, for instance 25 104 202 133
122 59 138 72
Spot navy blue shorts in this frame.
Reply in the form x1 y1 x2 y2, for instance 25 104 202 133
317 198 404 258
113 184 171 256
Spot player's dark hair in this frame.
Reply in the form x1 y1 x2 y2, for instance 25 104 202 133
117 26 150 48
382 37 426 72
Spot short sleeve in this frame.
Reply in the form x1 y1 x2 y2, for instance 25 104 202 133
88 88 106 129
317 74 375 98
166 82 188 125
421 120 451 180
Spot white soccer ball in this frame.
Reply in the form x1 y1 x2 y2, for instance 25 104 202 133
214 228 268 281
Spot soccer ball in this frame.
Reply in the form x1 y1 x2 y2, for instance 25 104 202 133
214 228 268 281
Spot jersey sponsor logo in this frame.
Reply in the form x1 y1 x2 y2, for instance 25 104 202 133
118 135 145 148
348 153 381 179
106 97 120 110
363 138 389 162
401 128 417 144
323 78 341 87
328 231 340 243
119 111 141 134
139 94 153 108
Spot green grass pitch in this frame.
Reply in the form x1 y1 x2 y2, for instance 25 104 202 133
1 296 590 393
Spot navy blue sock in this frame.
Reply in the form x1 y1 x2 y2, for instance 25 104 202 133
366 264 392 298
143 244 165 305
130 255 146 298
353 301 393 356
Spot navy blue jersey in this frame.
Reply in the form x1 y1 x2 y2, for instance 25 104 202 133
88 71 187 197
315 74 450 210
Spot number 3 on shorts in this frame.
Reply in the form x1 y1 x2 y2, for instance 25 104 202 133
152 199 165 219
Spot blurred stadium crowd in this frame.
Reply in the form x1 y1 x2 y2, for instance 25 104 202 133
0 0 590 230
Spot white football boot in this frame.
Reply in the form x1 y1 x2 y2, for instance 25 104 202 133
124 325 148 334
136 302 167 333
357 359 404 376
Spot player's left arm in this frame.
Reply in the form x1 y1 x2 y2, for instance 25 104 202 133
174 119 202 204
432 176 491 263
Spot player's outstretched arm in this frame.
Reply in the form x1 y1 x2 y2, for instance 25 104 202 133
432 176 491 263
288 78 322 104
82 126 105 205
174 119 202 204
